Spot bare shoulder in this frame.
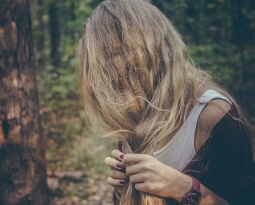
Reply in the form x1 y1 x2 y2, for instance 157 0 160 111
195 99 232 152
200 99 232 127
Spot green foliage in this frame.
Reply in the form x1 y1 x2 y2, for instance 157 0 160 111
31 2 115 202
152 0 255 119
31 0 110 176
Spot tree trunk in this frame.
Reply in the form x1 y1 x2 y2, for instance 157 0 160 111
0 0 49 204
36 0 45 67
49 3 61 68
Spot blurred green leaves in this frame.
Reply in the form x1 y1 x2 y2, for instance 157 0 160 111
152 0 255 118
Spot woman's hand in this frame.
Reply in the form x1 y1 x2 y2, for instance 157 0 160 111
122 153 192 201
104 149 128 195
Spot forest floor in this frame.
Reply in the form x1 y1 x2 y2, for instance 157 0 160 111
37 74 120 205
42 110 116 205
49 176 113 205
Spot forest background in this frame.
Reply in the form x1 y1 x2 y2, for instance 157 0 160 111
29 0 255 204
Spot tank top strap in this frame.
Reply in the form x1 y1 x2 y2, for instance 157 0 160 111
198 89 232 104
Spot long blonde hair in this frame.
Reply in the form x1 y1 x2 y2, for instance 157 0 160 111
77 0 249 204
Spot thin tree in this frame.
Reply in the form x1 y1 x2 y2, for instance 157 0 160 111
49 2 61 68
0 0 49 204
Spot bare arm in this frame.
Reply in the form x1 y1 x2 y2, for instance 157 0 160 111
173 173 228 205
195 99 231 152
186 99 232 204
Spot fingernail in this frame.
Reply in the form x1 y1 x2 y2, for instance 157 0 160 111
116 163 123 168
120 180 126 185
120 154 124 159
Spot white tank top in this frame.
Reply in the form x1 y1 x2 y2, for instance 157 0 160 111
153 89 232 171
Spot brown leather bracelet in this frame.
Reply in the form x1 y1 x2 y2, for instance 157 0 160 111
181 176 202 205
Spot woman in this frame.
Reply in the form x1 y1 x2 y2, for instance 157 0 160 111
77 0 255 204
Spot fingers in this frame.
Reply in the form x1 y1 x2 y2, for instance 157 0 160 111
107 177 127 186
111 149 124 161
108 169 128 180
129 173 144 183
125 163 141 176
122 154 149 167
104 157 124 169
105 150 129 193
134 183 147 192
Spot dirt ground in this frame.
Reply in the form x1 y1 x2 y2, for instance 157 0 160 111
49 176 114 205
